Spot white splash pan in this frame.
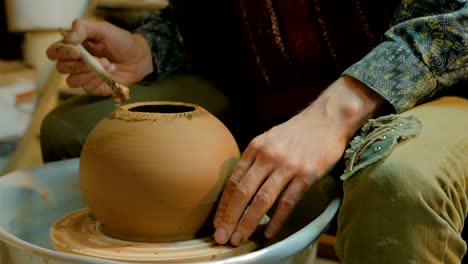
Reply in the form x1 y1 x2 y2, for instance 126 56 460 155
0 158 340 264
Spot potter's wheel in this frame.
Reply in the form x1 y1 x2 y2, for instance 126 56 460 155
0 159 341 264
50 208 259 263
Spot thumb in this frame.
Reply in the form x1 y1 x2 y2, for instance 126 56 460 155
64 19 98 44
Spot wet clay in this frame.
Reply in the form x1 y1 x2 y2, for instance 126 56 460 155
79 101 240 243
51 208 259 263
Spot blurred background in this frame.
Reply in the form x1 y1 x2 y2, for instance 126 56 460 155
0 0 168 173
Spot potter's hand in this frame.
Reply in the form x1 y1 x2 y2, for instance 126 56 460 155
213 76 386 246
47 19 153 96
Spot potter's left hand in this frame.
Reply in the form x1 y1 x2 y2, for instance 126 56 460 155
213 76 386 246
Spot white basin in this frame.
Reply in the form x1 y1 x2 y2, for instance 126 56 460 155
0 158 340 264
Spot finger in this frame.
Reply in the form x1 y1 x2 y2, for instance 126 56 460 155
56 60 90 74
66 72 96 88
242 136 265 163
47 42 81 60
213 159 273 244
57 56 113 74
96 83 114 96
64 19 94 44
106 62 117 73
81 77 105 94
230 169 293 246
264 176 315 239
85 82 113 97
98 57 111 69
222 136 263 184
212 137 263 228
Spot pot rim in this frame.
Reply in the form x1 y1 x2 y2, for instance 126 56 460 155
109 101 208 122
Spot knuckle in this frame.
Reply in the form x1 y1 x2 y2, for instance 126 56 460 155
226 174 241 187
231 163 246 176
249 136 264 150
296 169 317 188
283 159 301 174
107 63 116 73
297 176 313 190
99 57 110 67
279 194 297 212
253 191 273 209
234 182 252 200
226 177 252 200
261 146 285 162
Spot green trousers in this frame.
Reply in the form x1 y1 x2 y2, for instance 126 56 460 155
336 96 468 263
40 75 468 263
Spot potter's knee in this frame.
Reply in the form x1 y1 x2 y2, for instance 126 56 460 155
41 109 66 144
40 109 85 162
346 154 434 202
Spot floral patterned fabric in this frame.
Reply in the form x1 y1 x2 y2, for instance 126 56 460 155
344 0 468 113
134 10 185 79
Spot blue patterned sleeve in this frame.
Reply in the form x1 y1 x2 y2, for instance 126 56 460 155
343 0 468 113
134 9 185 79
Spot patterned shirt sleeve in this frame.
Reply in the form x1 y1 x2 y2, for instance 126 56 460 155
343 0 468 113
134 9 185 79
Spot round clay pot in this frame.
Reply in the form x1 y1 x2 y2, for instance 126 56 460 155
79 101 239 242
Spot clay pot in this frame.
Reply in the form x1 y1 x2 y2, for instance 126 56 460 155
79 101 239 242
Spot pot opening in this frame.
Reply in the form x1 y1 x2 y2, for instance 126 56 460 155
129 104 195 113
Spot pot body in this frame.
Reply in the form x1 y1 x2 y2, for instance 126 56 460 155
79 102 240 242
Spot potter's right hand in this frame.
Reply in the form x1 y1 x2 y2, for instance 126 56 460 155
47 19 154 96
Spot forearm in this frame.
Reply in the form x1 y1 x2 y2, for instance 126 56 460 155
302 76 387 142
